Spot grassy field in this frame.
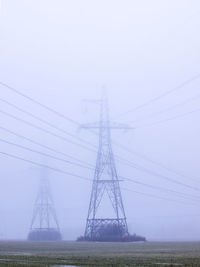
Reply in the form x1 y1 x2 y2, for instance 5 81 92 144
0 241 200 266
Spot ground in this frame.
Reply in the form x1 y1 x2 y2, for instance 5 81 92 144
0 241 200 266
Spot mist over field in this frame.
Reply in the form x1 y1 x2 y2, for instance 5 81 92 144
0 0 200 242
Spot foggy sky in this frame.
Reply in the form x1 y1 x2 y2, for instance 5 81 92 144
0 0 200 240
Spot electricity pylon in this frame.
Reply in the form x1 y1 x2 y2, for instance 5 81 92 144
28 169 61 241
82 95 132 241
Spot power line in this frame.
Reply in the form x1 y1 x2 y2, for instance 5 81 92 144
121 187 198 206
0 137 94 171
0 97 96 149
115 73 200 119
119 175 200 203
0 96 134 168
137 107 200 129
0 81 102 155
1 107 199 196
0 151 91 182
0 150 198 206
2 134 200 203
129 92 200 125
0 129 200 203
2 80 200 195
114 142 200 184
116 155 200 192
0 81 100 146
0 81 79 126
0 109 96 153
1 134 199 203
0 131 199 203
2 77 200 129
0 126 93 168
1 95 199 189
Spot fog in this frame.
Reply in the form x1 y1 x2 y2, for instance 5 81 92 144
0 0 200 241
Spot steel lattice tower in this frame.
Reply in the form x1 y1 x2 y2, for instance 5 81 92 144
28 170 61 241
82 96 131 241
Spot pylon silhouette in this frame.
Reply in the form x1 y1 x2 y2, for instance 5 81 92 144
82 95 131 241
28 169 61 241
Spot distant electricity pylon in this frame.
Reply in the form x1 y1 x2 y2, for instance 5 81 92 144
81 94 132 241
28 169 61 241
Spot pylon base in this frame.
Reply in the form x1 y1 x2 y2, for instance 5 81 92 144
83 218 128 241
27 228 62 241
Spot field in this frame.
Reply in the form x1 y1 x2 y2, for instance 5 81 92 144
0 241 200 266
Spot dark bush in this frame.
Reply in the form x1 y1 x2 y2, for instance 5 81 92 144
27 228 62 241
77 224 146 242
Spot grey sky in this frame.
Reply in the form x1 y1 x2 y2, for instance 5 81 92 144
0 0 200 240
